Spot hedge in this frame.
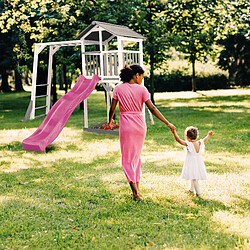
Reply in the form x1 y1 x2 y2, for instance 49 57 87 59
95 73 229 92
144 73 229 92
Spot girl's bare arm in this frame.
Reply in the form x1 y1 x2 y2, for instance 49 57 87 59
172 129 187 146
203 131 213 143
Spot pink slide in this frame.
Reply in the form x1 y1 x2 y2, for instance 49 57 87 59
22 74 100 152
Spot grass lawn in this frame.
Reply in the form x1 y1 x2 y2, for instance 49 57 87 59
0 89 249 249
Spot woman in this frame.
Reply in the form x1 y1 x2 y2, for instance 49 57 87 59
109 65 175 200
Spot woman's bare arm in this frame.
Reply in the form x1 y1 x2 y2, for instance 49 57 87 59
145 99 175 131
108 98 118 126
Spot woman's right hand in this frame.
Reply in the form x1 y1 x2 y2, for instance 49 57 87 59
108 119 114 128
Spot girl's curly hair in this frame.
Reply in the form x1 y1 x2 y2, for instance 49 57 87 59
185 126 199 140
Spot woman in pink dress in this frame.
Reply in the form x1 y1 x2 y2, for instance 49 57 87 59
109 65 175 201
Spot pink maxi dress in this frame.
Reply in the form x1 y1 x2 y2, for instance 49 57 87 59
112 82 150 183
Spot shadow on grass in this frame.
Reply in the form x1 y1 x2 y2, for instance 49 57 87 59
0 154 247 249
232 195 250 211
0 141 24 152
192 197 230 212
0 171 246 249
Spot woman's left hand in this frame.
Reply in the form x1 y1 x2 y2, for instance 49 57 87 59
167 123 176 132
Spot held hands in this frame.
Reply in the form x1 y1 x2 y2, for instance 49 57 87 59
167 123 176 133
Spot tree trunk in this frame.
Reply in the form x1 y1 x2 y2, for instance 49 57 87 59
80 101 84 110
36 56 48 96
59 65 64 90
63 64 67 93
0 68 11 92
149 53 155 105
24 71 30 86
191 59 196 92
14 65 24 92
52 57 57 105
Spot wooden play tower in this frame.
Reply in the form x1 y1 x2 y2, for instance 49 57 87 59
23 21 153 127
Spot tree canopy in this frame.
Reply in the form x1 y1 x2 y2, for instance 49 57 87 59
0 0 249 92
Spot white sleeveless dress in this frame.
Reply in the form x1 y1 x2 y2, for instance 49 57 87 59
180 139 207 180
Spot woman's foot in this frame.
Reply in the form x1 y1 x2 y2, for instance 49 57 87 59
133 194 141 201
129 182 140 200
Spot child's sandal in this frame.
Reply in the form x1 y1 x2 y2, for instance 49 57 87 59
185 189 194 195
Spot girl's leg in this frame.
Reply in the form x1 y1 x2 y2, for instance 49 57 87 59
193 179 201 197
190 180 195 192
185 180 195 194
136 182 139 192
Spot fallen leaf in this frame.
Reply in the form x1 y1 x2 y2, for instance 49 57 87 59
148 242 154 245
153 223 162 225
107 220 114 225
71 227 77 231
186 216 195 219
6 237 12 240
92 236 96 241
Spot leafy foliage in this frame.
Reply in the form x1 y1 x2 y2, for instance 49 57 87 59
218 34 250 86
0 0 249 92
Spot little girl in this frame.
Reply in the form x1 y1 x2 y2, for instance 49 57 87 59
172 126 213 198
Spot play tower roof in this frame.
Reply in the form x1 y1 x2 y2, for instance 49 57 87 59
75 21 146 42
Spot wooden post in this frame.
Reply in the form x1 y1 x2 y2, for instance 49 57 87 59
46 45 53 114
117 37 123 71
139 40 146 122
30 44 39 119
81 40 88 128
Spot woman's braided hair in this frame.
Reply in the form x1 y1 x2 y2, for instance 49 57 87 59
120 64 144 83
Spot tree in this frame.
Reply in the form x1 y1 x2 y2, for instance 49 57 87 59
169 0 222 91
0 31 12 92
130 0 171 103
0 0 95 92
91 0 172 104
216 0 250 85
218 34 250 85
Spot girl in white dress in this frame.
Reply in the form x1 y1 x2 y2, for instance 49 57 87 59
172 126 213 198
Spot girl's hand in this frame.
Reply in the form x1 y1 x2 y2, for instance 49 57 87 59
208 131 213 136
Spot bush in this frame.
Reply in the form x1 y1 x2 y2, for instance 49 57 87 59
144 73 229 92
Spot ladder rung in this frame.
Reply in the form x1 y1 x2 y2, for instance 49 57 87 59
35 114 46 119
36 95 48 98
37 84 48 87
35 105 47 110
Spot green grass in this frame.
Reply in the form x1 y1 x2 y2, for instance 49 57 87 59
0 90 249 249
